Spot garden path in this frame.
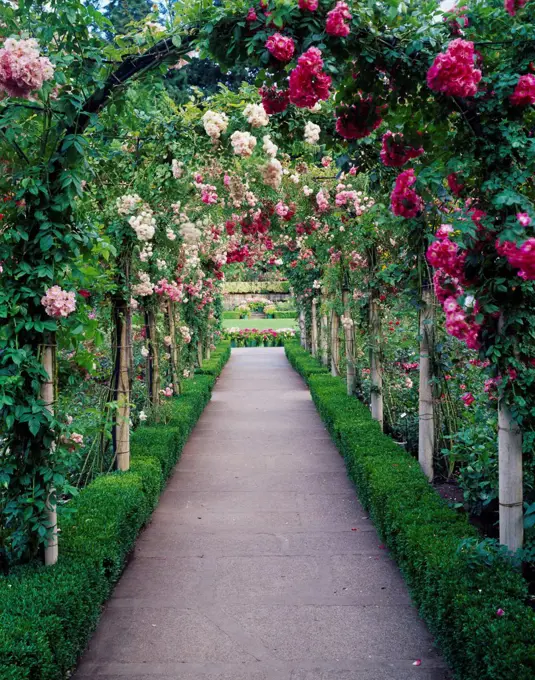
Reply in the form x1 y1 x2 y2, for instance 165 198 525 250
75 348 450 680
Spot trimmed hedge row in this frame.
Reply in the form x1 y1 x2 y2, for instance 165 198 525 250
222 310 243 319
0 344 230 680
272 310 297 319
195 340 231 376
222 281 290 294
284 339 535 680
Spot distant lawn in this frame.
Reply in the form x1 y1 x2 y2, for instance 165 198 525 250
222 318 298 330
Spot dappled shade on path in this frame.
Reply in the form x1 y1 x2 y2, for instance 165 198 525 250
75 348 449 680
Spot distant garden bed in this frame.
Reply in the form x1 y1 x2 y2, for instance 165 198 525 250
222 281 290 294
224 327 296 347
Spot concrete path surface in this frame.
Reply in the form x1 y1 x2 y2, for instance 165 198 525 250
75 348 450 680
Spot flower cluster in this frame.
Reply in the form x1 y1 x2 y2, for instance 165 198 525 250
266 33 295 62
132 272 154 297
496 238 535 280
263 135 278 157
155 279 184 302
259 85 290 114
116 194 142 216
427 39 482 98
380 131 424 167
510 74 535 107
244 102 270 128
179 326 192 343
390 169 423 218
505 0 527 16
316 189 330 212
230 130 257 156
326 2 352 37
129 209 156 241
304 121 321 144
41 286 76 318
335 97 383 140
289 47 332 109
262 158 283 189
443 296 481 350
0 38 55 99
299 0 318 9
202 110 229 140
171 159 184 179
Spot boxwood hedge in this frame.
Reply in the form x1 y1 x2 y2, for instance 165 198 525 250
284 339 535 680
0 342 230 680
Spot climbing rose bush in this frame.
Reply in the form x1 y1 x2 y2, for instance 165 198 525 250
202 110 229 140
426 39 482 98
390 169 423 218
289 47 331 108
0 38 54 99
41 286 76 318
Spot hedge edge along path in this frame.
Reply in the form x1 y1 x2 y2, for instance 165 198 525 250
284 339 535 680
0 341 231 680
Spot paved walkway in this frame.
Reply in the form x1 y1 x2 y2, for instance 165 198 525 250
75 348 449 680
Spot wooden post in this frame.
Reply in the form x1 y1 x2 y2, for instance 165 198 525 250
342 290 356 396
145 309 161 409
112 299 132 471
167 300 181 396
320 307 329 367
369 293 384 429
41 333 58 566
197 338 203 367
330 309 341 377
299 310 306 348
311 299 319 358
497 315 523 551
498 400 523 551
418 284 435 481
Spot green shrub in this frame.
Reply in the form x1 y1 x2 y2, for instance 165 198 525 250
222 281 290 294
0 343 231 680
195 341 231 377
222 310 241 319
284 340 535 680
273 310 297 319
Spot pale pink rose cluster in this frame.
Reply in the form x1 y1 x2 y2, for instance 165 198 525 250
179 325 192 343
132 272 154 297
41 286 76 318
202 110 229 140
244 102 269 128
0 38 55 99
230 131 257 157
262 158 283 189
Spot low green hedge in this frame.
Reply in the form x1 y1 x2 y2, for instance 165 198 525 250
222 310 242 319
273 310 297 319
0 344 230 680
284 339 535 680
222 281 290 294
195 340 231 376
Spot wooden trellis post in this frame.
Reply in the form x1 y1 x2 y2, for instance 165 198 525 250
41 334 58 566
